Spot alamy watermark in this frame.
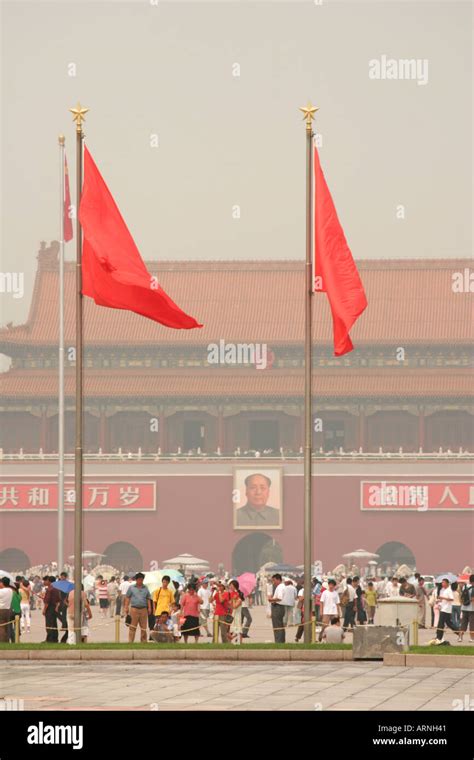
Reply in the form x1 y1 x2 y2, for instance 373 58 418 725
207 339 268 370
0 272 24 299
369 55 429 86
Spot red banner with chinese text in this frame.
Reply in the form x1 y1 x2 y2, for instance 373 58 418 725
0 480 156 511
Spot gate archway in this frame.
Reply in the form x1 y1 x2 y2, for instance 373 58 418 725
375 541 416 572
0 548 31 573
103 542 143 573
232 533 282 575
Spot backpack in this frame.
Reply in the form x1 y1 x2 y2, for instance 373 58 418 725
340 588 350 607
461 584 473 607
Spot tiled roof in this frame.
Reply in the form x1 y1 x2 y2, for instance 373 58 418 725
0 368 471 399
0 245 472 347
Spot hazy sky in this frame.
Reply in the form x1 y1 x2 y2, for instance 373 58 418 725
1 0 472 326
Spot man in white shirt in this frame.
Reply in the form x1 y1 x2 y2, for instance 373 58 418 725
387 577 401 597
318 580 341 641
118 575 131 617
0 577 13 643
322 616 345 644
436 579 458 641
197 579 212 637
268 573 286 643
281 579 297 627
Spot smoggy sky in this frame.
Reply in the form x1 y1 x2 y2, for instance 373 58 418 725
0 0 472 326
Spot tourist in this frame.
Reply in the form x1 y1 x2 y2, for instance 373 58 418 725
118 575 131 617
179 584 203 643
170 602 181 641
241 594 253 638
67 585 92 644
318 580 341 641
342 577 356 631
281 578 298 627
451 582 461 630
352 576 365 624
387 577 401 597
153 575 175 620
123 573 152 643
458 574 474 643
0 578 13 643
42 575 60 643
365 582 377 624
107 576 119 617
19 579 31 633
211 581 231 643
229 579 244 644
97 579 109 618
436 579 458 642
268 573 286 643
197 578 212 637
9 583 22 642
322 617 345 644
415 577 428 629
151 611 174 643
400 578 416 598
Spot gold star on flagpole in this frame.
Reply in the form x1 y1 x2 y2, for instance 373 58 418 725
69 102 89 132
299 102 319 131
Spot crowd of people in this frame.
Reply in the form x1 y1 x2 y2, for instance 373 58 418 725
0 569 472 646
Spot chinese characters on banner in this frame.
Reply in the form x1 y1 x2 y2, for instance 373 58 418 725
0 481 156 511
361 481 474 511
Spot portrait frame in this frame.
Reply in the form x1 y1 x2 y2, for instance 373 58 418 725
233 466 283 530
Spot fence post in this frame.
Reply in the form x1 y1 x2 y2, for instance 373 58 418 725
115 614 120 643
15 615 20 643
213 615 219 644
311 616 316 644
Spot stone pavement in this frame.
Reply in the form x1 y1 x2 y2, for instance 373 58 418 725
1 661 472 711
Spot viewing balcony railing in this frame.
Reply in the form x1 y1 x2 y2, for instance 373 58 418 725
1 447 472 461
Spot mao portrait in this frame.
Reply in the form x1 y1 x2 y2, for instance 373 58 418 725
233 468 282 530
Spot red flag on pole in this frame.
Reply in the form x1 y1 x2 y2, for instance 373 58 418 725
313 144 367 355
79 146 202 330
64 154 73 242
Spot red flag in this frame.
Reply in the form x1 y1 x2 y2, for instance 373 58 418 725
313 145 367 355
79 146 202 330
64 154 73 242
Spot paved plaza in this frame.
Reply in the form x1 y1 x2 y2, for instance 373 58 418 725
1 660 472 712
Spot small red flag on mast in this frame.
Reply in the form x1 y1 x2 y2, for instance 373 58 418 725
64 154 73 242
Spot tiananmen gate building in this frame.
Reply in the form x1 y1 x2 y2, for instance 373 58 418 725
0 242 472 575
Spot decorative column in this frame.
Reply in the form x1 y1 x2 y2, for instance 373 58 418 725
40 406 48 451
358 405 366 451
99 406 107 451
217 406 225 452
418 405 425 450
159 407 166 452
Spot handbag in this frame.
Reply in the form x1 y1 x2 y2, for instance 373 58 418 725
224 613 233 625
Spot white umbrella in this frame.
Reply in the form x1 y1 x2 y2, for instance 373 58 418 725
342 549 380 561
162 553 209 568
68 550 105 560
0 570 15 582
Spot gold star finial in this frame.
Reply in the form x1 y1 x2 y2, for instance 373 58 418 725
299 102 319 131
69 102 89 131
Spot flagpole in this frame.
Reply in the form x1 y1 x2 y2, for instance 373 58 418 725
58 135 66 575
69 103 88 641
300 103 317 643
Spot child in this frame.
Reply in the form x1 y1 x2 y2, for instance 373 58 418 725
170 602 181 642
359 591 368 624
365 582 377 624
